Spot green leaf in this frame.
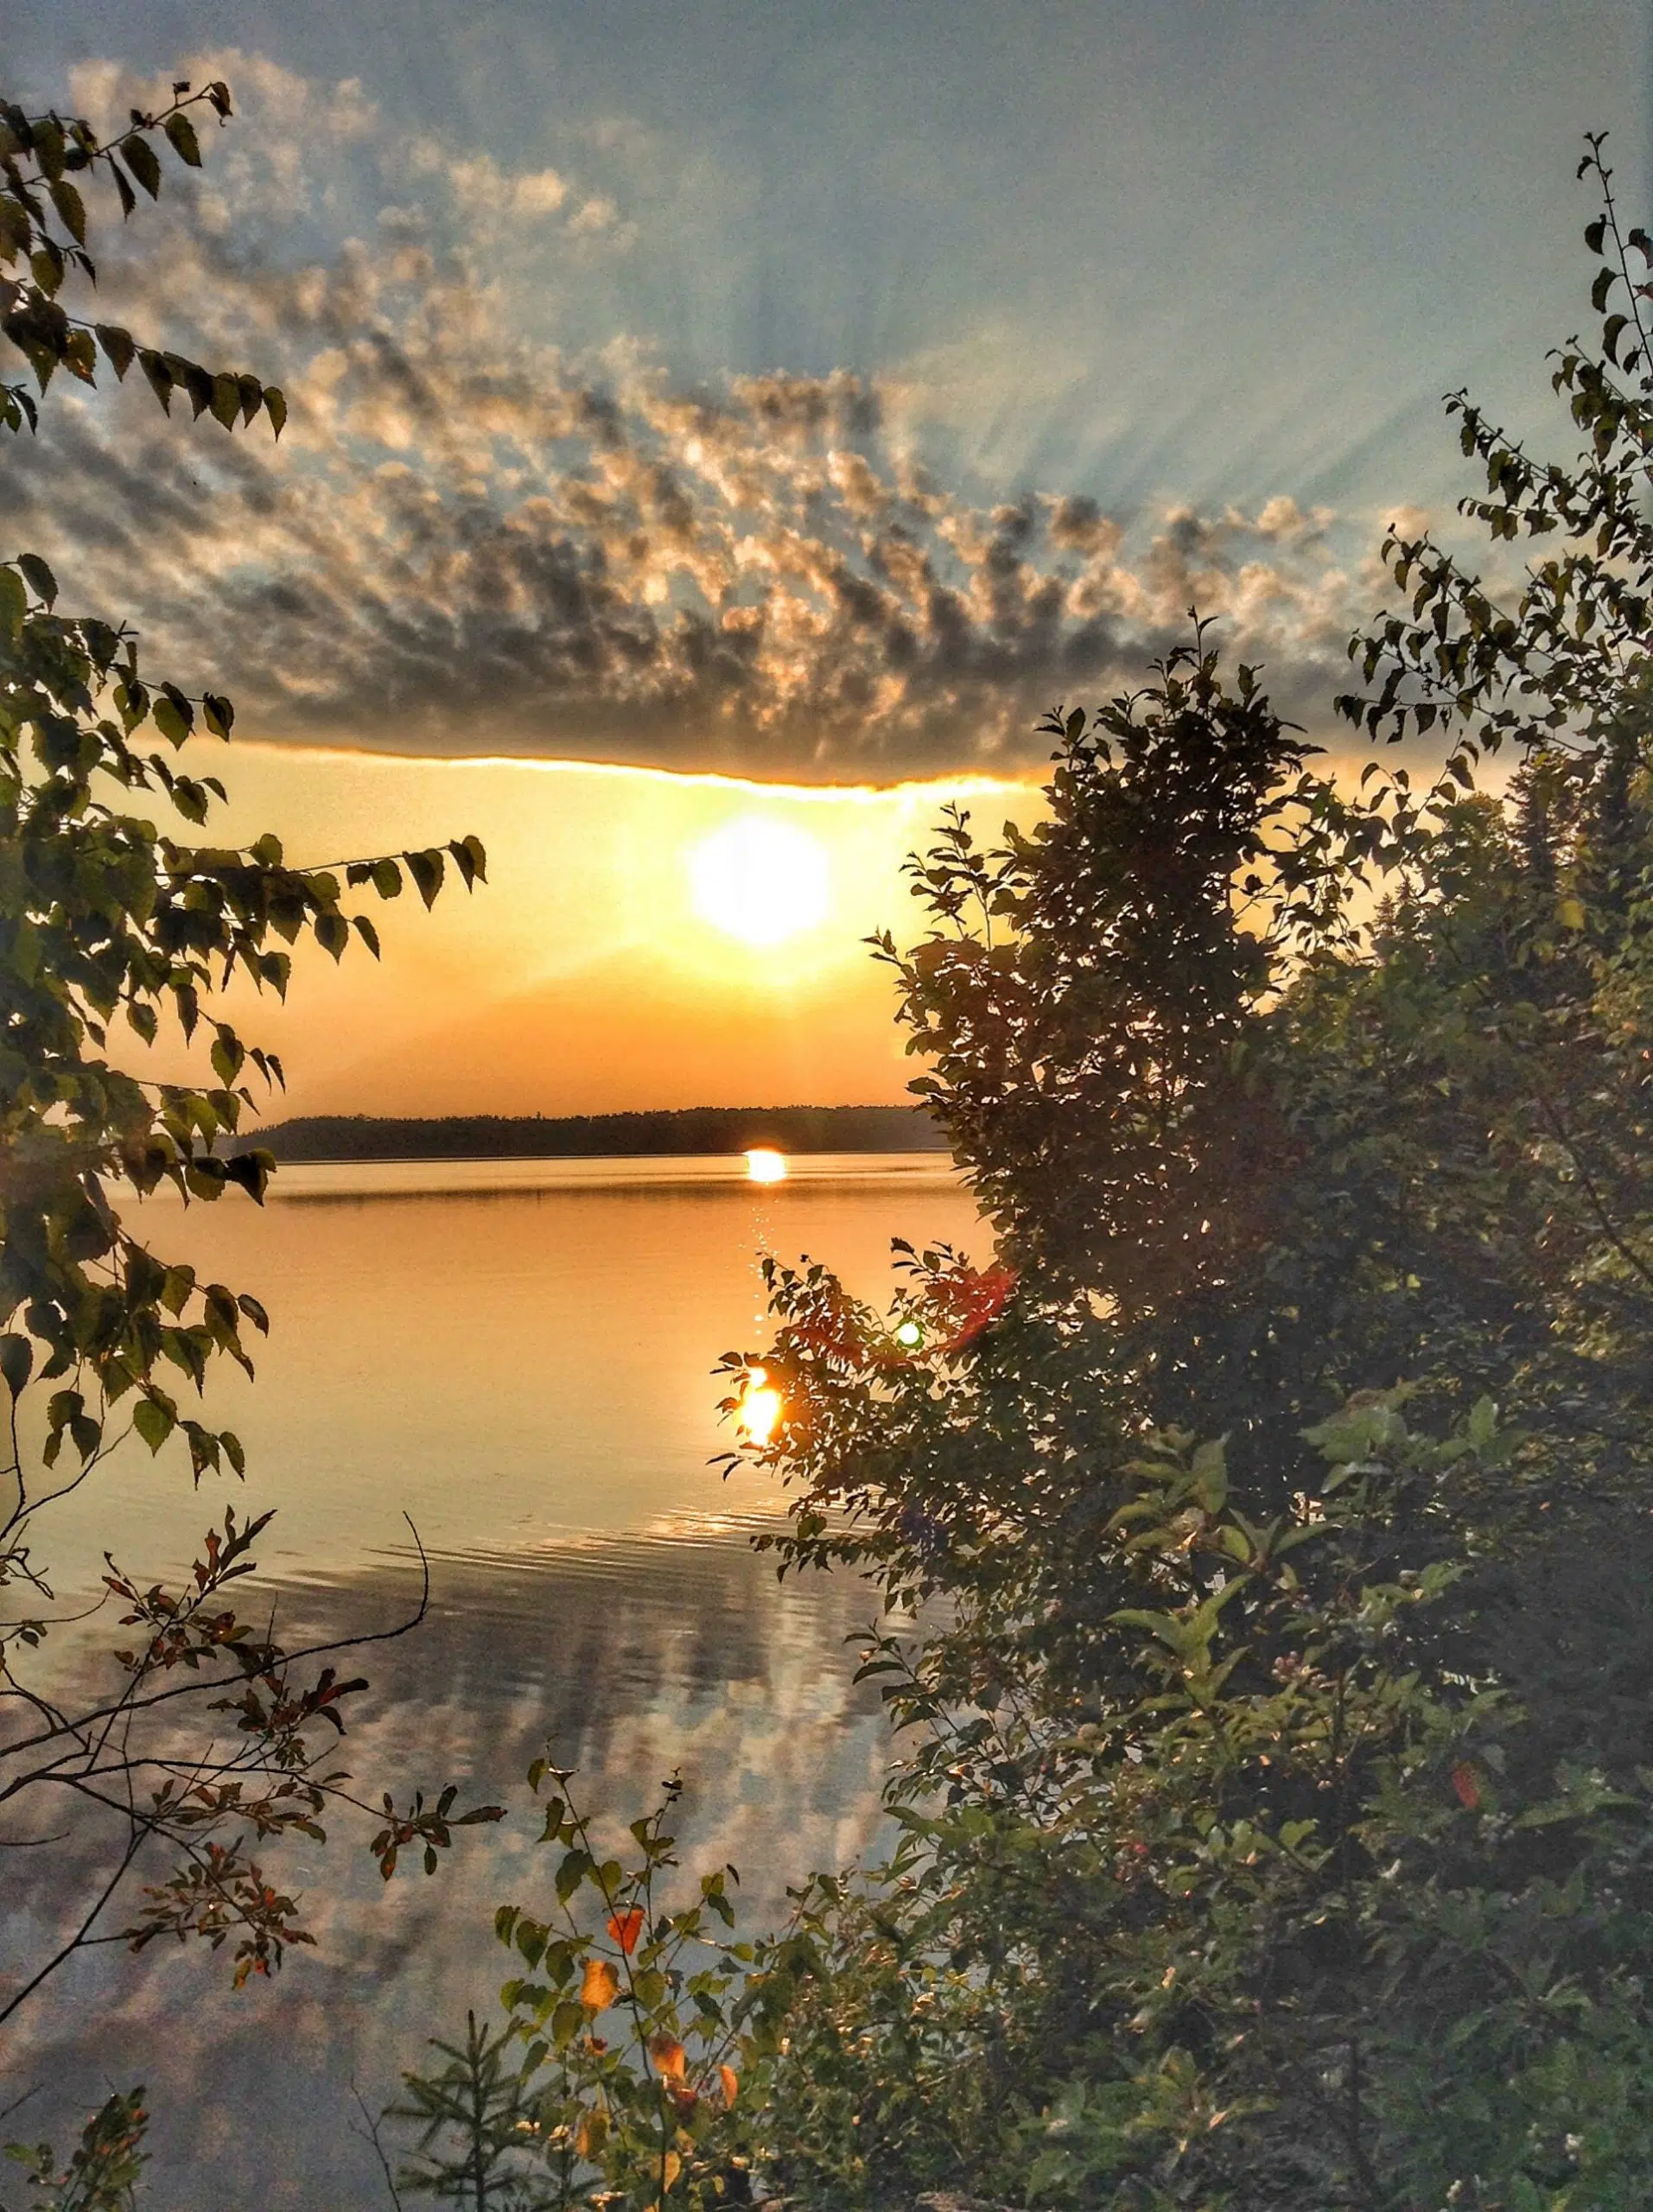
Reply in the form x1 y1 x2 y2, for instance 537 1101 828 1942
133 1395 175 1453
209 372 241 430
138 350 175 413
315 910 350 961
95 323 136 379
162 112 203 168
123 134 162 199
264 385 287 437
151 693 189 746
16 553 56 607
406 849 445 909
48 177 86 245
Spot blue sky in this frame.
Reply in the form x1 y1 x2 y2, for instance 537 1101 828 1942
6 1 1650 778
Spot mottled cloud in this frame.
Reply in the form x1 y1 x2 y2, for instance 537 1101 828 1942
3 52 1370 779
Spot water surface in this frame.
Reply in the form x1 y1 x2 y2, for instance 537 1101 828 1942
7 1154 983 2207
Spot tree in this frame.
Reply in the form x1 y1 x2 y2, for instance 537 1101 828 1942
0 78 500 2033
688 134 1653 2209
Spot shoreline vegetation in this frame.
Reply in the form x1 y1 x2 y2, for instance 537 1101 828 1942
233 1104 947 1163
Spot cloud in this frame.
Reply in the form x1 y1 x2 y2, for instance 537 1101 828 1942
3 53 1370 779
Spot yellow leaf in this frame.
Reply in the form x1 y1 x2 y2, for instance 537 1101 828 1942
1557 895 1586 931
574 2107 608 2158
663 2150 683 2190
581 1956 619 2011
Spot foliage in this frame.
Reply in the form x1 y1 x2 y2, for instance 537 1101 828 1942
0 73 500 2039
1 2089 149 2212
391 1767 792 2209
685 135 1653 2209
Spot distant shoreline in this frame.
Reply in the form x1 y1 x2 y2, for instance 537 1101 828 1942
233 1105 945 1164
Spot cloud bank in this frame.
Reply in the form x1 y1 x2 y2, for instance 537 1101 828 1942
3 54 1373 779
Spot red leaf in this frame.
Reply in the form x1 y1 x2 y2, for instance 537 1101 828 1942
1451 1760 1482 1810
607 1906 645 1955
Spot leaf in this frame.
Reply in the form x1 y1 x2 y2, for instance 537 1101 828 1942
406 849 445 908
580 1956 619 2010
151 691 190 746
162 112 203 168
1452 1761 1483 1811
138 349 174 413
133 1395 175 1453
48 178 86 245
555 1847 593 1903
16 553 56 607
123 134 162 199
264 385 287 437
314 910 350 961
648 2034 686 2083
606 1906 645 1955
209 372 241 429
177 359 214 419
719 2063 739 2107
96 323 136 379
0 1335 33 1397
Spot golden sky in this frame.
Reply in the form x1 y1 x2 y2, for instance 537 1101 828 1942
190 743 1044 1118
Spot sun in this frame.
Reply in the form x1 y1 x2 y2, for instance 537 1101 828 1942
686 817 831 948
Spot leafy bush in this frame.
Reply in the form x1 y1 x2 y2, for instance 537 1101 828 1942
582 132 1653 2209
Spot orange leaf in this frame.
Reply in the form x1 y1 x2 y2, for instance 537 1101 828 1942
719 2063 739 2108
1451 1760 1482 1810
663 2148 683 2189
607 1906 645 1954
581 1956 619 2011
648 2032 686 2082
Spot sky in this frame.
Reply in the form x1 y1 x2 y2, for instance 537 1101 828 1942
5 3 1650 1113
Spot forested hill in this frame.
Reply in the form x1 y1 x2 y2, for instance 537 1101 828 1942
234 1105 946 1162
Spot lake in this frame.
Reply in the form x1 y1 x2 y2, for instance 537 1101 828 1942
6 1155 984 2208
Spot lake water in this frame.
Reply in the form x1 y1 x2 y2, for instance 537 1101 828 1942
4 1155 984 2207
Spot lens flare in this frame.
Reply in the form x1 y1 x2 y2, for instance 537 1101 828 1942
740 1365 784 1446
745 1147 787 1183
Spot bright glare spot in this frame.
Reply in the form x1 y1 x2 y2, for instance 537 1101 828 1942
741 1371 783 1446
893 1318 924 1349
688 817 831 948
745 1147 787 1184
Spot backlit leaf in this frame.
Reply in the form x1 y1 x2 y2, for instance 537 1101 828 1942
648 2033 686 2083
607 1906 645 1955
580 1956 619 2010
